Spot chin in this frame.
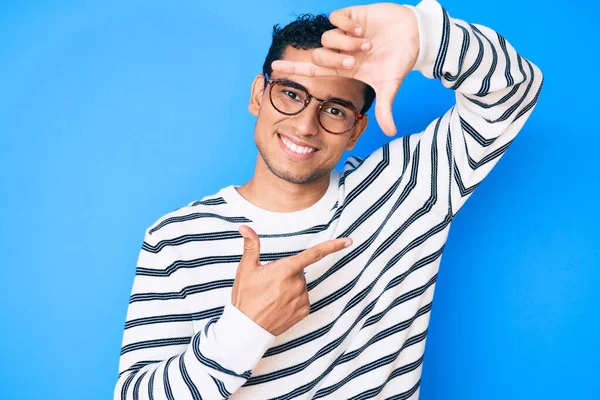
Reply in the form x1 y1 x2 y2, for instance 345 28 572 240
256 135 332 184
267 153 330 184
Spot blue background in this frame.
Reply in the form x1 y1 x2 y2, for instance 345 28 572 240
0 0 597 399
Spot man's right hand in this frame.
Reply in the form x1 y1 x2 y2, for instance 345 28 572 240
231 225 353 336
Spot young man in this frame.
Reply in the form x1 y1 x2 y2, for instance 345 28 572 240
115 0 543 399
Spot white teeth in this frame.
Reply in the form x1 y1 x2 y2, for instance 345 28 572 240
281 136 316 155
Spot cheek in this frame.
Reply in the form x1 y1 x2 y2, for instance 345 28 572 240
322 137 351 160
255 108 280 136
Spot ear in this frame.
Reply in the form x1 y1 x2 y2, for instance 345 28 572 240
249 74 267 116
345 114 369 151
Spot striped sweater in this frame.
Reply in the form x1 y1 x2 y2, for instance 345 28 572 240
115 1 543 399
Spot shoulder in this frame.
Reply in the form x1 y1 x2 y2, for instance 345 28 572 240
144 187 238 243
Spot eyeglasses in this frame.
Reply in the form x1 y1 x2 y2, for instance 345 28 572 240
266 77 363 134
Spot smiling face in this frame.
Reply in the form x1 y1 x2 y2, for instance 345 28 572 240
249 46 369 185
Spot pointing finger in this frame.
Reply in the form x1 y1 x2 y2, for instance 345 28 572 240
283 237 353 275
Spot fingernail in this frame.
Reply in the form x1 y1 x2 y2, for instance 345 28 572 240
360 41 371 51
344 238 353 248
342 57 354 68
354 27 362 35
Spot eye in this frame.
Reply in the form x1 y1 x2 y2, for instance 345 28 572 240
283 90 302 102
323 106 347 118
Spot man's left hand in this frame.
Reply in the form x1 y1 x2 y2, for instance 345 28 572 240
271 3 420 136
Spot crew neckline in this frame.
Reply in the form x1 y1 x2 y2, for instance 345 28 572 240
220 170 340 231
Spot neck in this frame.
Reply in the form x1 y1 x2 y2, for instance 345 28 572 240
235 156 331 213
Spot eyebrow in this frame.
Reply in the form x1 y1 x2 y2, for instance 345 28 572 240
277 78 359 111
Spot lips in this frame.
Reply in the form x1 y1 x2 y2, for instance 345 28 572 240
277 133 320 160
277 132 319 151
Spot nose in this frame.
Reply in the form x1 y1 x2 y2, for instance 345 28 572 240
290 101 320 137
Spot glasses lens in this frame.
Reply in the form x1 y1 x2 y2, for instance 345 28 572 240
270 82 308 114
319 101 357 134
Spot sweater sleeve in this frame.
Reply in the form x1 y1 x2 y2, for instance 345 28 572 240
389 0 544 216
114 228 276 400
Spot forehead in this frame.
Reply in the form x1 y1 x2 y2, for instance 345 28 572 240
274 46 365 107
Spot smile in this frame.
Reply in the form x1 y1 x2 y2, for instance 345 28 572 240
277 134 319 160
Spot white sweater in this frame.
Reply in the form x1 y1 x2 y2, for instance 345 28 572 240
115 1 543 399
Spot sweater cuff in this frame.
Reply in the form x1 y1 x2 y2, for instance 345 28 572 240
207 302 276 374
408 0 445 78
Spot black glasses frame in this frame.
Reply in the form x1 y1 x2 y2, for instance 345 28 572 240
266 78 363 134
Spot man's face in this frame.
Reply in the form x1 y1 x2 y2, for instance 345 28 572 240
249 46 369 184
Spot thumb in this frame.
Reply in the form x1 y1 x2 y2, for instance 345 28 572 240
238 225 261 267
374 81 401 137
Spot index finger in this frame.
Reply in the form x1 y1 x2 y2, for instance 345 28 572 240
271 60 340 78
283 237 353 274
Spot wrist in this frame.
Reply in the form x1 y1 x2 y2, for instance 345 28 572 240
406 0 445 74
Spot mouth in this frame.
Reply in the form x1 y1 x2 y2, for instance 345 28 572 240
277 133 320 160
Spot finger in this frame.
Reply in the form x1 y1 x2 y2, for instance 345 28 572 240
238 225 261 267
271 60 340 77
321 28 371 53
311 48 357 70
329 7 364 36
283 237 353 275
375 81 402 136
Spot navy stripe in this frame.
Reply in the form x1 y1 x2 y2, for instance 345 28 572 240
135 252 295 277
433 7 451 79
125 307 223 330
120 372 136 400
446 116 455 217
459 116 495 147
498 32 514 86
148 368 156 400
465 83 521 109
163 356 176 400
443 23 470 82
130 281 234 303
179 354 202 400
451 23 484 90
203 317 218 336
470 24 498 97
314 331 428 398
384 379 421 400
190 197 227 206
350 357 423 400
191 332 251 379
121 337 191 356
515 74 543 121
144 231 244 252
490 58 536 123
132 371 148 400
211 375 232 398
119 360 161 378
149 211 248 235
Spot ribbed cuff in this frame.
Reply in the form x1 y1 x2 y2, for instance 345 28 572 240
408 0 445 77
207 302 276 374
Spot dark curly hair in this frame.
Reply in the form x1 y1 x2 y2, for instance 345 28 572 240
262 14 376 115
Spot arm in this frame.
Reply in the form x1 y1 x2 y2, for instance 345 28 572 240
271 0 543 215
114 228 275 400
407 0 544 215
